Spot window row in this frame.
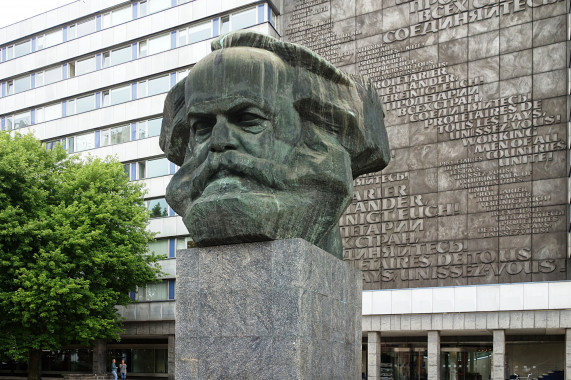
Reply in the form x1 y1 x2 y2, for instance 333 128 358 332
0 69 185 131
43 116 163 153
1 2 277 65
0 0 196 62
1 4 271 97
2 36 186 97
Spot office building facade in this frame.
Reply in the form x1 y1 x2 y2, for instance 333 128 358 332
1 0 570 379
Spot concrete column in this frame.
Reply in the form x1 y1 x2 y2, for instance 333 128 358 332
367 332 381 380
92 339 107 375
428 330 440 380
492 330 505 380
565 329 571 380
449 352 458 380
168 335 175 380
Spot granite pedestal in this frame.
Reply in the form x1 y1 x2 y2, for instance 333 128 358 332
175 238 362 379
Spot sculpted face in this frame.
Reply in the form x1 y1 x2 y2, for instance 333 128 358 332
165 47 353 257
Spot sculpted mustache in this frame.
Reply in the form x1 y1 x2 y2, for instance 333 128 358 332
189 151 292 200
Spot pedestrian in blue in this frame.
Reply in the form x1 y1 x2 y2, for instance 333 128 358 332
119 360 127 380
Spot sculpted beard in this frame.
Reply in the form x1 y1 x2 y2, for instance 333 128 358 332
166 150 292 219
166 139 352 247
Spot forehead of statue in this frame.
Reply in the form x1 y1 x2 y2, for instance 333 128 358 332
185 48 291 112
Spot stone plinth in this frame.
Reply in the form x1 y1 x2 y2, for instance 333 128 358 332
175 238 362 379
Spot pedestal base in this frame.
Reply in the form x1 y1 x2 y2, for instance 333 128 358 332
175 238 362 379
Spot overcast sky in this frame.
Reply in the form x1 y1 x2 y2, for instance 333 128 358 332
0 0 79 28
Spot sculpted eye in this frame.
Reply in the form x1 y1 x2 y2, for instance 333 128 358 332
231 109 268 133
191 117 215 141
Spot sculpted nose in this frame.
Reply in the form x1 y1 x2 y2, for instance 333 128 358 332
209 117 238 153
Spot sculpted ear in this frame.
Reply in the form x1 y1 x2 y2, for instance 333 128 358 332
159 80 188 166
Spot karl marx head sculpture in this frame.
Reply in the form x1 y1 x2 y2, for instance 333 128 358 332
160 31 389 259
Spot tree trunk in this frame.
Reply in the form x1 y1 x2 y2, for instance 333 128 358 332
27 349 41 380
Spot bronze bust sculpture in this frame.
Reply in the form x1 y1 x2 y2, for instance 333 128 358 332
160 31 389 259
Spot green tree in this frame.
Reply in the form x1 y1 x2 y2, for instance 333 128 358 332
0 133 162 380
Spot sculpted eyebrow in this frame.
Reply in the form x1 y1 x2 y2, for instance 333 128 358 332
187 97 274 116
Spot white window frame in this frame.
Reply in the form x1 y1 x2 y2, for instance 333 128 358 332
6 80 14 95
6 45 14 60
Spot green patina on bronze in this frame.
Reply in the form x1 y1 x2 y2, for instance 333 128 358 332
160 31 389 259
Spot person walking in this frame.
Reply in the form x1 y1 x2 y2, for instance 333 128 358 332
119 360 127 380
111 359 117 380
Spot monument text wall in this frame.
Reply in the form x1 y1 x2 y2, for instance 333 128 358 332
280 0 570 289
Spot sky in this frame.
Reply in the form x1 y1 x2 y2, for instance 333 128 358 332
0 0 79 28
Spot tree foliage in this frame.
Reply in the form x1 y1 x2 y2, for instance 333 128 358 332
0 132 162 362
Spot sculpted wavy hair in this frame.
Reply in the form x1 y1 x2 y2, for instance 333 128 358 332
160 30 390 178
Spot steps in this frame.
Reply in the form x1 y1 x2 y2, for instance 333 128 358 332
63 374 111 380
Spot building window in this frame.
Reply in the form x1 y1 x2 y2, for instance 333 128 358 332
107 349 168 375
231 7 257 31
37 29 63 50
220 15 230 35
68 17 96 39
41 349 93 372
102 4 132 28
506 338 564 380
101 124 130 146
138 40 148 57
74 94 96 114
42 65 63 85
44 138 66 151
14 39 32 58
147 198 169 218
176 236 192 250
270 8 278 29
75 56 97 76
147 75 170 96
147 0 171 14
137 117 162 139
379 340 428 380
137 0 148 17
179 22 212 46
73 132 96 152
441 344 492 380
36 103 62 123
147 239 169 256
104 45 131 67
138 157 169 179
13 111 31 129
138 74 170 98
13 75 31 94
147 33 170 56
102 84 131 106
6 45 14 60
137 280 169 301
